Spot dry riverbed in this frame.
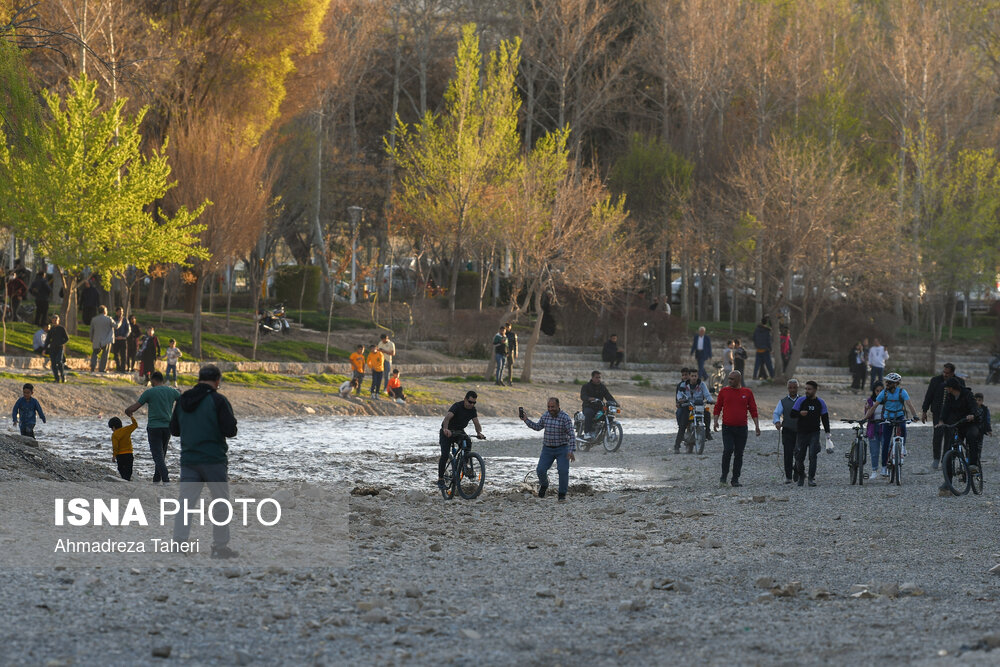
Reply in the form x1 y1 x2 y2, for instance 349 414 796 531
2 419 1000 665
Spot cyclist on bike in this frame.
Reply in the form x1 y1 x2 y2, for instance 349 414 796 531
940 378 981 471
438 391 485 493
864 372 920 472
580 371 615 441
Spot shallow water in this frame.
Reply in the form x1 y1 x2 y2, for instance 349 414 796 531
28 416 904 492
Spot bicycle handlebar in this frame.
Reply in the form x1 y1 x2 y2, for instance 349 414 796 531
841 418 867 426
935 421 967 429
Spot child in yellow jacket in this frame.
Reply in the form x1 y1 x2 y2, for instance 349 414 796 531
109 415 137 480
366 346 384 399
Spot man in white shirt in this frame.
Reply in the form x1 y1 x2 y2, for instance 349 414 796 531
377 333 396 395
867 338 889 391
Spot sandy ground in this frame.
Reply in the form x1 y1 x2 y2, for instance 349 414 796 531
2 411 1000 664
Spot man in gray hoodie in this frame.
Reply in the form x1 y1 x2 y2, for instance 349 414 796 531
89 305 115 372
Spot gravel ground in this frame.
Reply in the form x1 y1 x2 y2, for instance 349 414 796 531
2 427 1000 665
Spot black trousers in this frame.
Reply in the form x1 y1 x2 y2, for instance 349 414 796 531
721 425 748 482
781 428 797 479
34 300 49 326
116 453 134 481
795 431 821 481
112 340 128 372
931 414 944 461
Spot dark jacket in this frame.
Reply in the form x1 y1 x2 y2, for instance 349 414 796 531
505 330 517 356
941 387 978 429
581 381 614 406
922 375 963 416
602 339 618 362
29 277 51 301
80 285 100 309
752 324 772 352
170 383 238 466
690 334 712 360
45 325 69 354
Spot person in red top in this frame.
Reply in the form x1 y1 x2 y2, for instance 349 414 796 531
713 371 761 487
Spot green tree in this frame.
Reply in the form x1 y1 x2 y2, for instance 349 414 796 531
609 133 693 301
387 23 522 315
0 73 208 334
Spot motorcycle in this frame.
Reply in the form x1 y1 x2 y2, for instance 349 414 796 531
683 402 709 454
574 400 624 453
988 356 1000 385
709 361 726 395
257 303 291 336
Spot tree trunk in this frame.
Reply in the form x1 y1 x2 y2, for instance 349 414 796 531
60 272 79 335
225 263 233 327
191 273 207 359
447 236 461 315
520 287 545 383
313 110 331 304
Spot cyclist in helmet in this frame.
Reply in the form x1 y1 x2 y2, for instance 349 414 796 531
864 372 921 472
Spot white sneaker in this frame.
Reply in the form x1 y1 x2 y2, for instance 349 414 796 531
868 471 879 480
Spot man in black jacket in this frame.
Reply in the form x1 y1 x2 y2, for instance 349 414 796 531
941 377 981 469
29 272 51 326
580 370 615 440
79 278 100 326
169 364 239 559
602 334 624 369
922 363 962 469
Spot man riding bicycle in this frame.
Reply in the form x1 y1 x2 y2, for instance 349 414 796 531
580 370 615 441
940 378 982 471
438 391 485 493
864 372 921 473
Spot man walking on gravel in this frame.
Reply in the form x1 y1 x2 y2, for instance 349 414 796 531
520 397 576 501
125 371 180 484
713 371 760 487
922 362 962 470
169 364 239 558
772 379 801 483
791 381 831 487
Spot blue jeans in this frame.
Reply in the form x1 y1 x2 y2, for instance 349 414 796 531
494 353 506 384
721 425 748 482
537 444 570 496
795 431 821 481
753 351 774 380
173 463 231 547
881 420 906 466
370 371 383 395
695 356 708 381
382 359 392 393
674 406 688 448
147 427 171 482
870 367 884 390
165 364 177 383
50 348 65 381
868 432 882 472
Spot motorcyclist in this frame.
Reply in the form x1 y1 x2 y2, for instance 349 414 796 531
684 370 714 442
580 370 615 441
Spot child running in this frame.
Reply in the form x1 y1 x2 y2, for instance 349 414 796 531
12 383 46 438
109 415 138 481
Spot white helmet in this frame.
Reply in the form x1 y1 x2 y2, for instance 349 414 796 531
884 372 902 383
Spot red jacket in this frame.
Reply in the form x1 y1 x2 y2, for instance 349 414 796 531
713 386 759 427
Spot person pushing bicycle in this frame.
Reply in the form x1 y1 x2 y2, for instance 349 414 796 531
864 372 921 469
438 391 485 493
939 378 981 471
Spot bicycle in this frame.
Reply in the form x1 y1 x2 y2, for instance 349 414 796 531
441 430 486 500
879 418 911 486
937 421 983 496
842 419 868 486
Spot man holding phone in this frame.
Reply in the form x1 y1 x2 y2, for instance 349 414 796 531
520 398 576 501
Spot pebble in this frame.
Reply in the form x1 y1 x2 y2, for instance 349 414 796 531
223 568 242 579
698 538 722 549
755 576 775 589
234 650 253 665
461 629 481 640
429 543 442 552
899 582 924 596
618 599 645 612
151 645 172 659
404 588 422 599
361 610 389 624
585 539 607 547
988 563 1000 575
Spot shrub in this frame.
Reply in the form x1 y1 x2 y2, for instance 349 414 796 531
274 265 322 311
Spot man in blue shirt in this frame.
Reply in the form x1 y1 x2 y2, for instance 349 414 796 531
521 397 576 501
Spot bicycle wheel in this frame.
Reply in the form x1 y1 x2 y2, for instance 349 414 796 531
857 438 865 487
942 450 970 496
441 457 456 500
603 423 623 453
694 424 705 455
457 452 486 499
848 442 858 485
892 441 902 486
971 464 983 495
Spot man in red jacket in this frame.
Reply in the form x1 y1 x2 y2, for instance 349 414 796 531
713 371 761 487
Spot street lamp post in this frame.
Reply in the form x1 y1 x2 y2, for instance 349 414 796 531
347 206 363 305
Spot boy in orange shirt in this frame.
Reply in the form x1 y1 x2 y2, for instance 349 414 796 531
387 368 406 404
109 415 138 480
348 344 366 396
366 345 384 400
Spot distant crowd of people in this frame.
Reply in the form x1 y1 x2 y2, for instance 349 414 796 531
345 333 405 402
